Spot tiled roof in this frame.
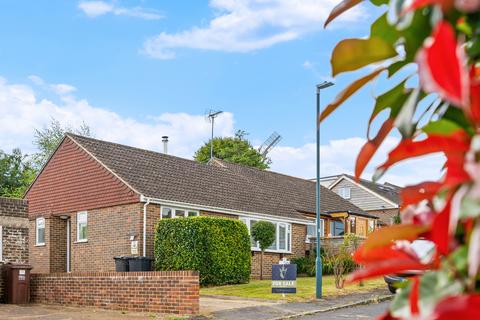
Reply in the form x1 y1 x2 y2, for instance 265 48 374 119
68 134 370 222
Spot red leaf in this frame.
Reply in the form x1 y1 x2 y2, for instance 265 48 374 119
404 0 454 12
468 72 480 125
353 243 414 264
355 118 394 179
362 224 430 251
377 311 400 320
427 197 452 255
347 258 431 282
378 130 470 172
433 294 480 320
417 21 469 108
401 181 443 208
324 0 363 28
409 277 420 315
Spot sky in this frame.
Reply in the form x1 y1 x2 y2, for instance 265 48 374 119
0 0 445 186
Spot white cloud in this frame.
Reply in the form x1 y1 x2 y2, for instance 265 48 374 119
142 0 367 59
0 76 233 159
78 1 163 20
28 75 77 96
269 137 445 187
1 75 443 187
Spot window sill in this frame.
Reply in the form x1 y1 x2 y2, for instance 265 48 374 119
35 243 46 247
74 240 88 244
251 248 292 254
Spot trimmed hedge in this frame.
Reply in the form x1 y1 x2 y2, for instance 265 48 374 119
154 216 251 286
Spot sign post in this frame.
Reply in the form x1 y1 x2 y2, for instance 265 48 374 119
272 259 297 294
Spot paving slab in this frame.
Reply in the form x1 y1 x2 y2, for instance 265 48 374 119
0 304 181 320
195 289 392 320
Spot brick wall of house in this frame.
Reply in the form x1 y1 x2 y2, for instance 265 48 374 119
30 203 143 273
70 203 143 272
26 136 139 218
0 197 29 302
146 204 161 258
30 271 199 315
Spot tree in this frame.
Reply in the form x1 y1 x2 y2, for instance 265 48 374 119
0 149 36 198
194 130 270 169
251 221 276 280
33 118 93 169
323 0 480 317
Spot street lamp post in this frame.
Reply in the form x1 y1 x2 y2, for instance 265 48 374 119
316 81 334 299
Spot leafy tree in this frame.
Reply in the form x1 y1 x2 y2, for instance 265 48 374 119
323 0 480 317
194 130 270 169
251 221 276 280
33 118 93 169
0 149 36 198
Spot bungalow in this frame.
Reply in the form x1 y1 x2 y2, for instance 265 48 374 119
25 134 377 278
321 174 401 226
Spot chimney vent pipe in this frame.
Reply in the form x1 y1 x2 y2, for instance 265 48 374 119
162 136 168 154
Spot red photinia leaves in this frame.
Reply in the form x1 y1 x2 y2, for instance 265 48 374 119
362 224 430 252
432 294 480 319
417 21 468 108
426 197 453 255
353 243 416 264
377 130 470 173
404 0 454 12
401 182 443 208
467 66 480 125
347 257 431 282
410 277 421 315
324 0 363 28
355 118 394 179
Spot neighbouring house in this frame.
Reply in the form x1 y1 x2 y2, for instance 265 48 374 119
321 174 401 226
0 197 29 301
25 134 377 278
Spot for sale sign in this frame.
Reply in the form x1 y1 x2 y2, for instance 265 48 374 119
271 263 297 294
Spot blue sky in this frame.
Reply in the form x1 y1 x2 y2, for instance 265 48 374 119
0 1 443 185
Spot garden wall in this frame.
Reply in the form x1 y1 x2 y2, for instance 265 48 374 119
30 271 199 315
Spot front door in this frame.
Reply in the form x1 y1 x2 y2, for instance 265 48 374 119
66 218 71 272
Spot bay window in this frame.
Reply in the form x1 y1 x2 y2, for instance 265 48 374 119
240 217 291 253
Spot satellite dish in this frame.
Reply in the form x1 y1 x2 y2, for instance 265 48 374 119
258 132 282 158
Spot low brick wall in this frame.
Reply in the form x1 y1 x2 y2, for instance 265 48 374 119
30 271 199 315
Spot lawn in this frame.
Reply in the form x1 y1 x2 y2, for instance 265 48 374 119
200 276 386 302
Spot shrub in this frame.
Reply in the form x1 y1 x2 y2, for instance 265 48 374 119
292 250 357 277
154 216 251 286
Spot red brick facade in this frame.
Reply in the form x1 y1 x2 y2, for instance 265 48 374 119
30 203 144 273
26 137 139 218
30 271 199 315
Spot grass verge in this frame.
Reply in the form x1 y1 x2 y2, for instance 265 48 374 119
200 276 386 302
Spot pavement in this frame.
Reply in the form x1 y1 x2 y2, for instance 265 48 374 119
295 301 390 319
195 288 392 320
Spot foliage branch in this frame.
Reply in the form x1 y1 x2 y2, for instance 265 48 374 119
323 0 480 318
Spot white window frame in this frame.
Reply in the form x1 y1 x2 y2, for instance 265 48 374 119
36 217 45 246
160 206 199 219
338 187 351 199
76 211 88 242
239 217 292 254
306 219 324 243
0 225 3 262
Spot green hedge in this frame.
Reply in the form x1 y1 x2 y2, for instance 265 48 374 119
292 253 357 276
154 216 251 286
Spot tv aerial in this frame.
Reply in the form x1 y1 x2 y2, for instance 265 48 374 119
258 132 282 158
